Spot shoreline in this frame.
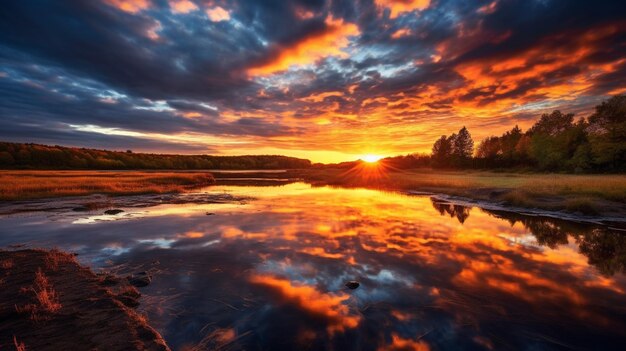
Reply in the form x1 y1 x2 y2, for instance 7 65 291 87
0 249 170 351
0 169 625 223
297 168 626 221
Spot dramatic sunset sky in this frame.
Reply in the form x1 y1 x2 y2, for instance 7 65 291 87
1 0 625 162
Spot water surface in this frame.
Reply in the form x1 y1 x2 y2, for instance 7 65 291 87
1 183 625 350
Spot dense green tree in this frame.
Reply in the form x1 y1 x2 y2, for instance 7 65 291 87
529 110 575 136
476 136 501 160
500 125 522 163
452 127 474 161
436 96 624 172
432 135 453 166
587 95 626 170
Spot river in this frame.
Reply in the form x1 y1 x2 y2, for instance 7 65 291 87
1 182 625 350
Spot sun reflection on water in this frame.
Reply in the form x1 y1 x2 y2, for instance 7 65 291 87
1 182 625 350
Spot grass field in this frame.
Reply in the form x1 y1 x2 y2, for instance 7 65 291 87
0 171 215 201
301 166 626 215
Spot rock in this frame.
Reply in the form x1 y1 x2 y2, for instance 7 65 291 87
128 272 152 288
345 280 360 290
104 209 124 215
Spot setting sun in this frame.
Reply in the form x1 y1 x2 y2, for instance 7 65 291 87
361 154 383 163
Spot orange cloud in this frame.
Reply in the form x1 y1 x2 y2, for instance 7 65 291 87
169 0 198 14
300 91 344 103
247 17 359 76
375 0 431 18
287 22 625 157
249 274 361 333
391 28 412 39
378 333 430 351
206 6 230 21
448 23 624 110
299 247 344 259
103 0 151 13
477 1 498 14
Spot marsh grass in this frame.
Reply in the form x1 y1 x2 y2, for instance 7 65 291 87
33 269 62 314
44 249 76 271
16 268 62 321
0 171 215 201
13 336 27 351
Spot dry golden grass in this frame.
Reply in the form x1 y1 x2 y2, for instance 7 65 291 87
44 249 76 271
13 336 27 351
33 268 62 314
16 268 62 321
0 171 215 201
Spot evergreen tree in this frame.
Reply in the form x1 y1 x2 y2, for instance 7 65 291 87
587 95 626 170
453 127 474 160
432 135 452 166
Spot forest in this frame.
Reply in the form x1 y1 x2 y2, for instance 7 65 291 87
0 143 311 170
384 95 625 172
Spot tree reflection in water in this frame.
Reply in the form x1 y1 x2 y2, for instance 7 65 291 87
431 198 626 277
2 185 625 350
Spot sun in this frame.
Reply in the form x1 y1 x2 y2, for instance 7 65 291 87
361 154 383 163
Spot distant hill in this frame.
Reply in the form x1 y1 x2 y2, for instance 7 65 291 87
0 142 312 170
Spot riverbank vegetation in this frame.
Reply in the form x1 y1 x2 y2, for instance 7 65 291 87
0 249 169 350
0 171 215 201
300 167 626 216
0 143 311 170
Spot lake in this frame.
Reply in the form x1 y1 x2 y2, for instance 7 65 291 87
1 182 625 350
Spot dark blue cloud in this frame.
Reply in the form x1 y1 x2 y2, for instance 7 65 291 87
0 0 624 154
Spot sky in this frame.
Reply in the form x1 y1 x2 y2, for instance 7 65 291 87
0 0 625 163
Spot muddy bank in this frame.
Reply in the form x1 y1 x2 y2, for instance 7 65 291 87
421 191 626 228
295 168 626 223
0 249 170 351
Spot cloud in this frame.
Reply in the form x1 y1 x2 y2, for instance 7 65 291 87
249 274 361 333
103 0 151 13
1 0 625 161
206 6 230 22
375 0 431 18
247 16 360 76
168 0 198 14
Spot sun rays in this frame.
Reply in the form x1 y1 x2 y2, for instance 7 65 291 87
361 154 383 163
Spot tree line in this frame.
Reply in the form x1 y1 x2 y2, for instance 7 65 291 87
384 95 624 172
0 143 311 170
0 96 622 172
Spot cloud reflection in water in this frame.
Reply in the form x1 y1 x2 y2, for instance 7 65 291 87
0 183 625 350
